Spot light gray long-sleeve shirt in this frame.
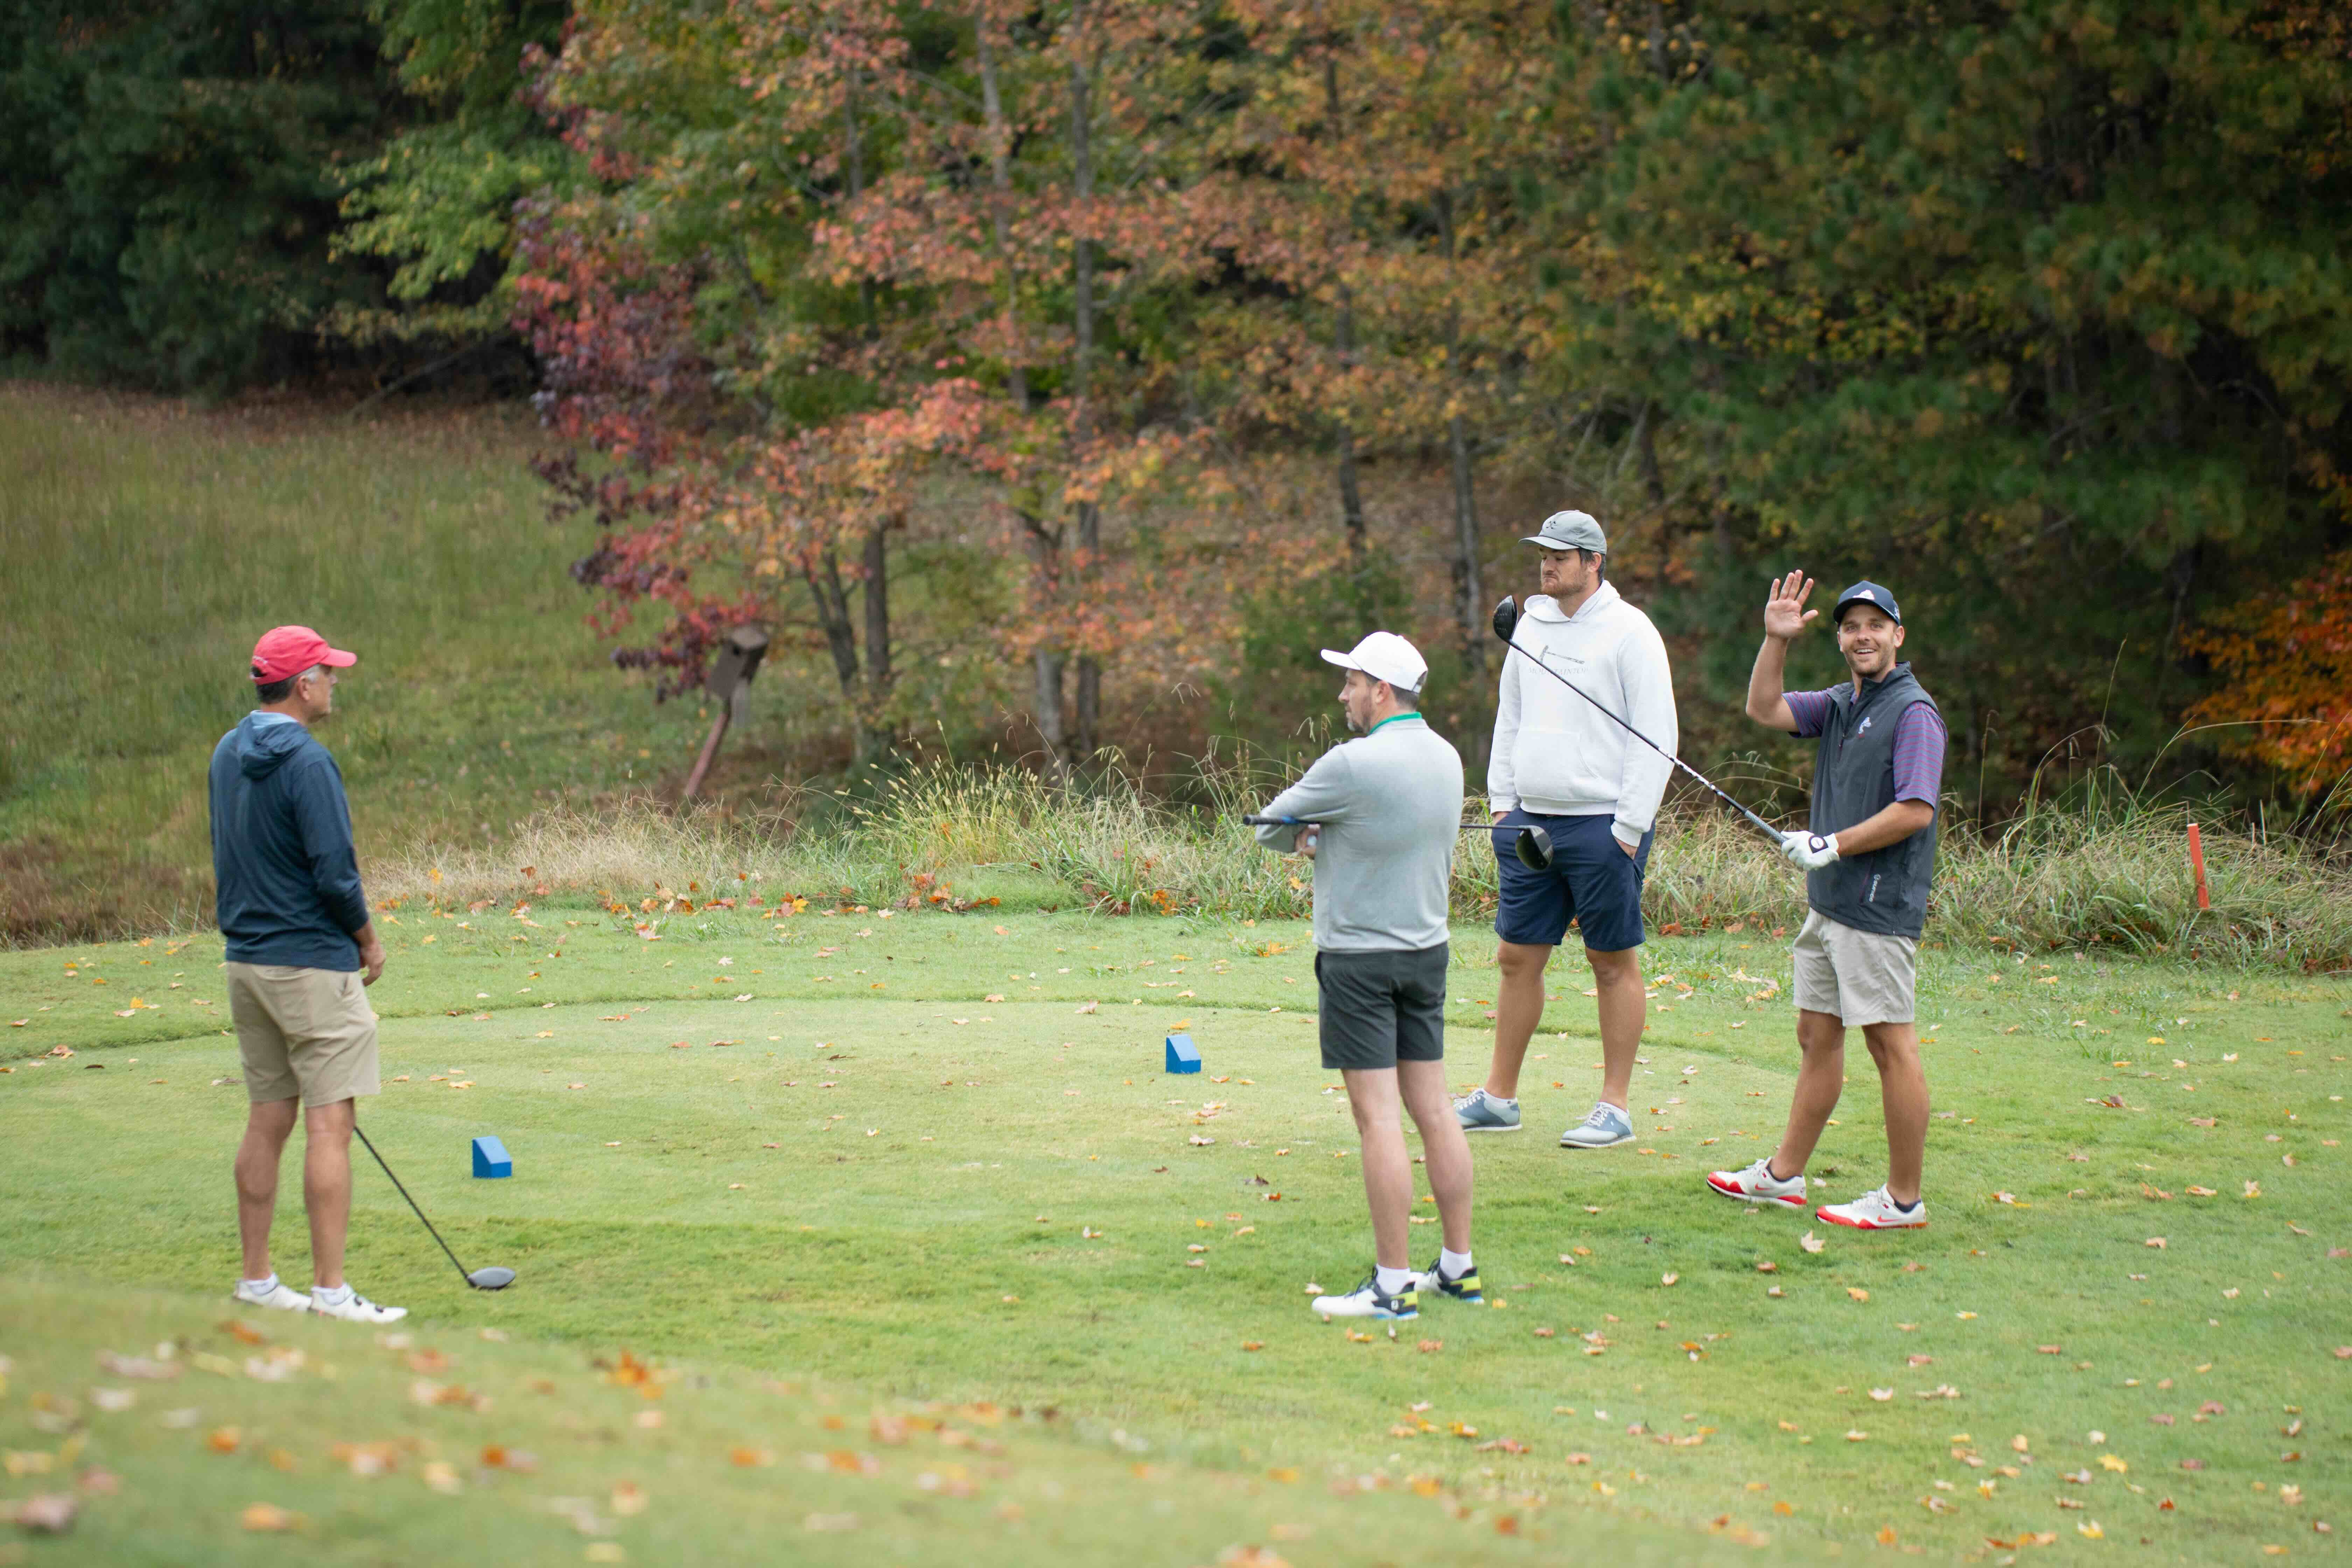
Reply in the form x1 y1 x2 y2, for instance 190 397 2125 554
1253 713 1465 952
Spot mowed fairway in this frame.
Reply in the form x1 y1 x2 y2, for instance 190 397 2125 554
5 910 2349 1562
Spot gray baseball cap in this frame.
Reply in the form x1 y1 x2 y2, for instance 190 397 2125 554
1521 509 1606 553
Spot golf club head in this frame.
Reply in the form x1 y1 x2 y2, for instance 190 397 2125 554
1513 824 1554 871
1491 595 1520 644
467 1266 516 1291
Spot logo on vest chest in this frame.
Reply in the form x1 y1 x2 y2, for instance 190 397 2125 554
1856 715 1874 734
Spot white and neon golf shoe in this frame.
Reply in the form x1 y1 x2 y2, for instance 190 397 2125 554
1311 1274 1419 1321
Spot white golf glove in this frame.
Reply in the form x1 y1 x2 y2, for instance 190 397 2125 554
1779 830 1840 871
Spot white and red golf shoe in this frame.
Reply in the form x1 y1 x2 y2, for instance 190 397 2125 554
1815 1185 1928 1230
1704 1157 1808 1209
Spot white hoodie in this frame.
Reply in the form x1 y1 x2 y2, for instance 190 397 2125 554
1487 581 1678 848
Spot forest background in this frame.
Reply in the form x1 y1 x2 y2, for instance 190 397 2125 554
6 0 2352 834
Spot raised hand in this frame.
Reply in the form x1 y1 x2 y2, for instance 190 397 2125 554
1764 570 1818 641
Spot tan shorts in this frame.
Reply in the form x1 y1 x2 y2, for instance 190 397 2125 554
1790 910 1917 1027
226 963 380 1106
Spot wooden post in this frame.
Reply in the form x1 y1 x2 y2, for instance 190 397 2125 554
681 707 731 801
679 626 770 802
2185 820 2211 910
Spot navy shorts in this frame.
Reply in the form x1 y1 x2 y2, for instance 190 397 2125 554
1493 810 1652 952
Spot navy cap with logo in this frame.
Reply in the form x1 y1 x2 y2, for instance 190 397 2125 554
1832 581 1901 626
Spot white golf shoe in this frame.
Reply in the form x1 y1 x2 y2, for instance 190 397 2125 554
307 1286 408 1324
231 1276 312 1311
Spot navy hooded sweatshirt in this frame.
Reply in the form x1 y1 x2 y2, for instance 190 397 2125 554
208 714 368 971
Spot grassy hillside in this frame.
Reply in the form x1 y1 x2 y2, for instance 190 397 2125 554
9 380 2347 975
0 383 712 942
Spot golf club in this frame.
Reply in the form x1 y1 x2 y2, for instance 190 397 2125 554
1491 595 1800 850
1241 814 1556 871
352 1121 516 1291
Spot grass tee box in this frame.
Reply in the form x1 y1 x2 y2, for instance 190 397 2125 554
4 911 2348 1561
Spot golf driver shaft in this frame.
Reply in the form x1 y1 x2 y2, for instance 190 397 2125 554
352 1121 479 1288
1492 601 1783 845
1242 814 1493 831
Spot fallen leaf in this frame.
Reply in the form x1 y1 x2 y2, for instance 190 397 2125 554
10 1493 77 1532
1800 1232 1825 1254
1849 1289 1870 1302
240 1502 296 1532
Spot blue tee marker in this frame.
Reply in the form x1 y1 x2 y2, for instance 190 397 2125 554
1165 1032 1201 1074
471 1135 513 1179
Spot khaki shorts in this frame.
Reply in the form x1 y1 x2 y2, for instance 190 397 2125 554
1790 911 1917 1027
226 962 380 1106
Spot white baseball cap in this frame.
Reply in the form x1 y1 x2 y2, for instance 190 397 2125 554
1319 630 1428 694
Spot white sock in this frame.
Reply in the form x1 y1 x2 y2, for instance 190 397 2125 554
1438 1248 1474 1279
1374 1265 1417 1296
241 1273 279 1292
312 1282 353 1303
1486 1090 1516 1105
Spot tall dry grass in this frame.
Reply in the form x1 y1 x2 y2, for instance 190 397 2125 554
370 757 2352 969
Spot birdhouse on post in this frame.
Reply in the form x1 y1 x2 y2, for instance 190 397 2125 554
682 625 770 800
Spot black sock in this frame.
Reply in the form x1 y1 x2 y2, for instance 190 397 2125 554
1890 1194 1920 1213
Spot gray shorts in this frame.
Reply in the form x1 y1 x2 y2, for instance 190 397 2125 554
1790 911 1917 1027
1314 944 1449 1071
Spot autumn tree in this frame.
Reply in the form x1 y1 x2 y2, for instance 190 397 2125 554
2184 547 2352 798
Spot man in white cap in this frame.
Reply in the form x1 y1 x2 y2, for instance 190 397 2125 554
1253 632 1479 1321
1456 510 1678 1151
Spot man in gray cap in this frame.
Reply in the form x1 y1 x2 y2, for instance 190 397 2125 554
1253 632 1479 1321
1456 511 1678 1150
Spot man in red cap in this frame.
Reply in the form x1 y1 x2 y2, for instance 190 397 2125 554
210 626 404 1324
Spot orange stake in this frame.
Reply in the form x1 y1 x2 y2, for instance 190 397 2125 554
2186 820 2211 911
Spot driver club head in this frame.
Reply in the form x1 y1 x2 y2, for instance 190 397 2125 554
1513 824 1554 871
1491 595 1520 644
467 1267 516 1291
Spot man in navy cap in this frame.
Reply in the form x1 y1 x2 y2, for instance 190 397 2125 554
1706 573 1946 1229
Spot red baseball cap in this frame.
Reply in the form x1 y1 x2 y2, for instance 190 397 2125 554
250 625 358 683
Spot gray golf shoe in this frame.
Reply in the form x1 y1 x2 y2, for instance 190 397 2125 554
1559 1101 1635 1149
1452 1086 1522 1132
1449 1091 1524 1128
